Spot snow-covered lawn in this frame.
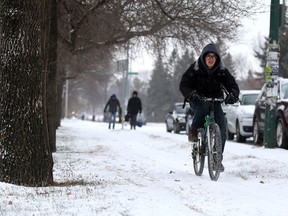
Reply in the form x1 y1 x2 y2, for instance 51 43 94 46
1 119 288 216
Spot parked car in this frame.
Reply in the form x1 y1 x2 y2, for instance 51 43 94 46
253 78 288 148
165 102 192 134
185 105 194 134
221 103 229 116
225 90 260 143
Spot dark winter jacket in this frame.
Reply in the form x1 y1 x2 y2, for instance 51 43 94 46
104 96 121 114
127 96 142 115
179 43 239 99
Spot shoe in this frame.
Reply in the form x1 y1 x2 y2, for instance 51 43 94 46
219 162 225 172
212 162 224 172
188 128 198 142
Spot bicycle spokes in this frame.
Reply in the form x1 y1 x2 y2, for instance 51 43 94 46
207 123 222 181
192 130 205 176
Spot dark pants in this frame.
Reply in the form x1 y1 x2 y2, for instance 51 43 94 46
190 101 226 152
130 114 137 129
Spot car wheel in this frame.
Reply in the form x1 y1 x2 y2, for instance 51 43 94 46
226 119 234 140
166 122 172 133
236 121 246 143
173 123 180 134
253 119 263 145
276 117 288 149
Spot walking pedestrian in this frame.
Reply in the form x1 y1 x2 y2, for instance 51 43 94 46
127 91 142 129
104 94 122 129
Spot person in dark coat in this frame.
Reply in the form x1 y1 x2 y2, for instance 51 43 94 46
179 43 239 171
127 91 142 129
104 94 122 129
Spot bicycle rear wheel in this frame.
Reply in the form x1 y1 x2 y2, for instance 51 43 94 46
192 128 205 176
207 123 222 181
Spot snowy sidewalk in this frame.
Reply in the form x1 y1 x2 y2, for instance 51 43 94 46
1 119 288 216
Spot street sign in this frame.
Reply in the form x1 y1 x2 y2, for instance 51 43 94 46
117 59 128 72
128 72 138 75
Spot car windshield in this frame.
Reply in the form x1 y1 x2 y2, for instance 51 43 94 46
242 94 258 105
175 105 187 114
281 83 288 99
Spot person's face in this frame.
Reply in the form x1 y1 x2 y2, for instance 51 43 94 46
205 53 217 69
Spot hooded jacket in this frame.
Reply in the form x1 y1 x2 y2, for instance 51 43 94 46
179 43 239 99
104 95 121 113
127 92 142 115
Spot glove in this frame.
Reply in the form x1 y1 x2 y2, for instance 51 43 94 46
188 90 203 102
225 92 237 104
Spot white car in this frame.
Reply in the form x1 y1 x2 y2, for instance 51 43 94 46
225 90 260 143
165 102 191 134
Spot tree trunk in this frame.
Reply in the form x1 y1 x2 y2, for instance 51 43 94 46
0 0 53 186
46 0 58 152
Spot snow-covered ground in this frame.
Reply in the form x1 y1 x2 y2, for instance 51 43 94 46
1 119 288 216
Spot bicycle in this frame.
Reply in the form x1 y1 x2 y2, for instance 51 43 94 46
191 97 224 181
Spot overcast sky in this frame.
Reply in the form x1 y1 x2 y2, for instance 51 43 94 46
130 0 271 81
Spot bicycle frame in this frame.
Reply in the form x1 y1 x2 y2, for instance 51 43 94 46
192 97 224 181
205 98 222 152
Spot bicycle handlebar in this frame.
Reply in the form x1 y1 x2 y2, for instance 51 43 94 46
202 97 224 102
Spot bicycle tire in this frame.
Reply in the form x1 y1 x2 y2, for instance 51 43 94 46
192 128 205 176
207 123 222 181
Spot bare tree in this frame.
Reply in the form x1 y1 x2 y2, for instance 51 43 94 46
0 1 53 186
46 0 59 152
58 0 262 52
0 0 265 186
56 0 262 119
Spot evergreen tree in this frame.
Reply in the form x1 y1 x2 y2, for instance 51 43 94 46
215 37 237 77
146 55 172 122
254 37 269 82
167 48 178 77
222 53 237 78
171 50 195 102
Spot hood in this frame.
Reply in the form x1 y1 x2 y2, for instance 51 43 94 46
198 43 221 73
111 94 116 99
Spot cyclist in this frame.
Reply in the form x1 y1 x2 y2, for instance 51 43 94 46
179 43 239 171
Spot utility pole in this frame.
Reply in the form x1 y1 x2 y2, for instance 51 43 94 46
117 56 129 129
264 0 282 147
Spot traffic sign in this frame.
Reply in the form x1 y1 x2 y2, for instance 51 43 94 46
128 72 138 75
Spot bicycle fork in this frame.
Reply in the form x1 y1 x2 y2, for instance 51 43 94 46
207 126 213 153
207 125 222 162
191 128 205 158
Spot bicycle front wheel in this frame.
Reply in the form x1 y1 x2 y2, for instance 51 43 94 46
207 123 222 181
192 128 205 176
